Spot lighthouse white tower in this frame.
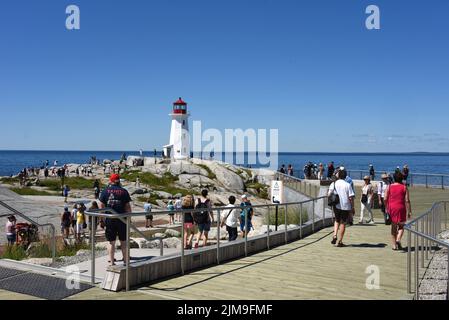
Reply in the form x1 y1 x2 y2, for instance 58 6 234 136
163 97 190 160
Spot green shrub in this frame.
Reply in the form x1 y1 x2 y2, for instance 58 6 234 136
38 177 96 191
57 242 90 257
1 245 27 260
0 177 20 185
265 207 309 225
197 164 217 180
11 187 57 196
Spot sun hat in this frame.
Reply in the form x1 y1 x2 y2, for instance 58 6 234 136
363 175 370 180
110 174 120 183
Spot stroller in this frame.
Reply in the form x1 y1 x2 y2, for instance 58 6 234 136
15 223 39 247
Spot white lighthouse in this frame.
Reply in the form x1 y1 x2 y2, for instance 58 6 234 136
163 97 190 160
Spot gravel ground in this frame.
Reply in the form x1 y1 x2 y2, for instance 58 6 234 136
419 246 448 300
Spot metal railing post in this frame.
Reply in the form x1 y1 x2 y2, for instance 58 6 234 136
415 224 419 300
312 200 315 233
160 238 163 256
217 209 221 265
284 204 288 244
126 216 130 292
91 216 96 285
299 203 303 239
244 206 248 257
425 215 429 260
407 228 412 294
322 198 325 228
426 175 428 188
181 211 185 275
266 206 270 250
51 225 56 265
421 219 424 268
442 176 444 190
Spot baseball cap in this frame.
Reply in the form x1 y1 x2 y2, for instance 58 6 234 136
110 174 120 183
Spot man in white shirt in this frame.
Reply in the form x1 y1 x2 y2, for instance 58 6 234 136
377 173 390 215
220 196 239 241
328 169 355 247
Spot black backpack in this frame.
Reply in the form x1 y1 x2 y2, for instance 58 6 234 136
194 199 210 224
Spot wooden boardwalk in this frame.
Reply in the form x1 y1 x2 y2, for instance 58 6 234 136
1 185 447 300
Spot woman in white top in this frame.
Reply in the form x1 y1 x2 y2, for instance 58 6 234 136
359 176 374 224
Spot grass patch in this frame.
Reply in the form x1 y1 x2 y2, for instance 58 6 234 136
38 177 97 191
265 207 309 225
0 177 20 185
11 187 57 196
1 245 27 260
137 194 160 205
197 164 217 180
246 182 269 200
57 242 91 257
121 171 178 187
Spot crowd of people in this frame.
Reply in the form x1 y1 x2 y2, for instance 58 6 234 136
328 167 412 250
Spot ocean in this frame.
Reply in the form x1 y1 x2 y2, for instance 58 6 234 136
1 151 449 178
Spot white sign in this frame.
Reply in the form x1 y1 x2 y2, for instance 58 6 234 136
271 180 284 204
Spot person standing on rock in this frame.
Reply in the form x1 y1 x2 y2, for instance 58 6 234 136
144 199 153 228
182 195 196 249
240 195 254 238
167 200 175 225
221 196 239 241
99 174 132 266
174 196 182 223
193 189 214 248
328 168 355 247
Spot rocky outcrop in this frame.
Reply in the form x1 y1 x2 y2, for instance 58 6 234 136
177 174 216 188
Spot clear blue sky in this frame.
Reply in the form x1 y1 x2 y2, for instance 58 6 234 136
1 0 448 152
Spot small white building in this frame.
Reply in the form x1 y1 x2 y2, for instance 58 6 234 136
163 97 190 160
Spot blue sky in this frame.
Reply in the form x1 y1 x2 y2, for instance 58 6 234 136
0 0 448 152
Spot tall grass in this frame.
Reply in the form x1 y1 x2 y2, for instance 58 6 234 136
1 245 27 260
265 206 309 225
38 177 97 191
11 187 57 196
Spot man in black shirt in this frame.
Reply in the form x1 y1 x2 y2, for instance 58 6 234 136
99 174 132 266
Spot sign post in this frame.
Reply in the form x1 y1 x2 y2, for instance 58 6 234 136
271 181 284 231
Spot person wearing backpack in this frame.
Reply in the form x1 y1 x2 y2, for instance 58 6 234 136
193 189 214 248
221 196 239 241
240 195 254 238
61 206 72 239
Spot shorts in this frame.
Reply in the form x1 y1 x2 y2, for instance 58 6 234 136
334 208 350 225
240 220 253 232
184 222 196 233
76 222 84 233
197 222 211 233
145 214 153 220
71 220 76 228
62 221 71 229
6 234 16 244
105 219 127 242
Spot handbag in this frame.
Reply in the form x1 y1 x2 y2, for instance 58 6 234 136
384 192 392 225
327 182 340 207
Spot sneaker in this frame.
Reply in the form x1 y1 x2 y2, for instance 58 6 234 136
358 220 363 224
331 236 337 245
396 241 403 250
337 242 345 247
368 220 375 224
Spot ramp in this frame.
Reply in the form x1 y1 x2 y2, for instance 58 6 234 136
0 266 92 300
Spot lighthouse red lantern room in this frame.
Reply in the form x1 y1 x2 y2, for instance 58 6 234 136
163 97 190 160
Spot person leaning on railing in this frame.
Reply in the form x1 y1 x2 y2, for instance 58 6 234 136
384 171 412 251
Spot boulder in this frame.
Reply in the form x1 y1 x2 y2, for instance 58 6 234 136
167 162 208 176
177 174 216 188
209 163 244 191
207 227 228 240
164 229 181 237
153 232 166 239
163 237 182 248
22 258 53 266
154 190 173 199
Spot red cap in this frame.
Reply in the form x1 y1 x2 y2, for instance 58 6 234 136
110 174 120 183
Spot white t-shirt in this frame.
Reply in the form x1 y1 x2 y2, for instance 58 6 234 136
328 179 355 211
174 199 182 210
143 203 152 213
377 181 388 198
6 221 15 235
223 204 239 228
